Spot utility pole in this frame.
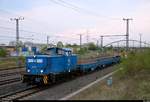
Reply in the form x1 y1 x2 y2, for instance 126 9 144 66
139 33 142 49
100 35 104 53
133 40 134 49
117 42 120 54
123 18 133 51
144 41 146 48
86 30 89 44
47 36 49 48
31 35 34 48
96 40 99 48
100 36 103 48
78 34 82 50
117 42 119 48
10 17 24 67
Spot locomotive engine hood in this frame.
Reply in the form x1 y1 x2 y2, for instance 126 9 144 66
26 55 49 75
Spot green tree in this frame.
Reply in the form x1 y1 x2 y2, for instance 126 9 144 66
78 47 88 55
72 43 78 47
65 43 72 47
0 49 7 57
88 42 97 50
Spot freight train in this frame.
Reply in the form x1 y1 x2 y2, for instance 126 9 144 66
22 47 121 85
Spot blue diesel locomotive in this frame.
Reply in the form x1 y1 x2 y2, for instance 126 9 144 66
22 47 120 84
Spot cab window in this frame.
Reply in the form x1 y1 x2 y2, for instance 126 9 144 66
57 49 65 55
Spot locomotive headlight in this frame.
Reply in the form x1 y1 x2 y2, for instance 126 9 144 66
27 69 30 72
40 70 43 73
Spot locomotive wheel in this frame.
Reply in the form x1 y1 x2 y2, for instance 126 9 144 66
22 75 28 83
52 75 56 83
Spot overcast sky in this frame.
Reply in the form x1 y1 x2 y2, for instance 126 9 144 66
0 0 150 46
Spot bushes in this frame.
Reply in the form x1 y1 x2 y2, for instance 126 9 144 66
117 50 150 77
88 43 97 50
78 47 88 55
0 49 7 57
18 56 25 64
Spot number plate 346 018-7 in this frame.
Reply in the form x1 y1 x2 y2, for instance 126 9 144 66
28 59 43 63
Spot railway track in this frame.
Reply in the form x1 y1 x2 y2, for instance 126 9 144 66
0 66 25 71
0 68 25 86
20 65 116 100
0 65 117 101
0 71 24 77
0 77 21 86
0 67 25 74
0 85 38 102
0 71 25 77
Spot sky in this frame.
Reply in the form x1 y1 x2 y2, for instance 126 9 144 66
0 0 150 46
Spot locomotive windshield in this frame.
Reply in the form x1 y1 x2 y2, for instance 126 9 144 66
41 48 66 55
42 50 53 55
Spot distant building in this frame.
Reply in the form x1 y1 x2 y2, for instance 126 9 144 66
0 45 16 56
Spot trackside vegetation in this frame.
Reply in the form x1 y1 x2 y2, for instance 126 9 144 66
70 50 150 100
0 56 25 69
114 50 150 99
116 50 150 77
0 49 7 57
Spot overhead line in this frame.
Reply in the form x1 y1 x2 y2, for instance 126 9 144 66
0 8 51 30
0 26 43 35
0 35 33 40
55 0 120 20
57 0 86 12
0 26 79 40
50 0 81 13
58 0 100 16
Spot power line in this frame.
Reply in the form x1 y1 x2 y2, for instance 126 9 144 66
0 26 43 35
0 8 51 31
0 26 79 41
58 0 89 13
51 35 79 40
54 0 120 20
50 0 81 13
0 35 33 40
57 0 100 16
0 18 14 25
0 8 51 34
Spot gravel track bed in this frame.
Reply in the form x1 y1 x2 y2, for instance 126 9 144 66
0 68 25 75
0 81 28 96
0 71 24 77
0 74 21 81
21 66 116 100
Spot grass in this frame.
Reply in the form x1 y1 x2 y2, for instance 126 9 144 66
116 50 150 78
70 50 150 100
0 56 25 69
